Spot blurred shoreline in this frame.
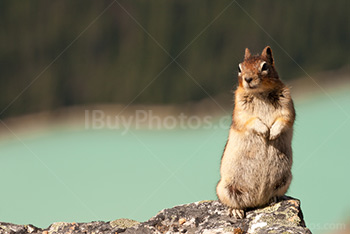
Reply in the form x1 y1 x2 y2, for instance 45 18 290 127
0 67 349 140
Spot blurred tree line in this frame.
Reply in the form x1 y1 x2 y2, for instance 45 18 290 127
0 0 348 118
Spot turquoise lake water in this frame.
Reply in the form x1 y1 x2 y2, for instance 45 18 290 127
0 89 349 234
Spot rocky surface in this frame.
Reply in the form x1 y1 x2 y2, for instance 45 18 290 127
0 196 311 234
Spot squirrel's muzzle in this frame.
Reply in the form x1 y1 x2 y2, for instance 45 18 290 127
244 77 253 83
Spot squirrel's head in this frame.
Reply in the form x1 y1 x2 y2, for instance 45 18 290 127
238 46 280 92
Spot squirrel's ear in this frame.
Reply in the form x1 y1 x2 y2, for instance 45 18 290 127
261 46 274 64
244 48 251 59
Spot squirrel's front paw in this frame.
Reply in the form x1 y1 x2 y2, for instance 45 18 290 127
269 122 283 140
253 121 269 138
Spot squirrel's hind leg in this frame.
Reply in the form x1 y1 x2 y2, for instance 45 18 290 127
269 196 279 205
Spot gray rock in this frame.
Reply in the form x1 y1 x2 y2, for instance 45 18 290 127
0 196 311 234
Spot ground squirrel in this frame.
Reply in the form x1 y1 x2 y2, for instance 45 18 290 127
216 46 296 219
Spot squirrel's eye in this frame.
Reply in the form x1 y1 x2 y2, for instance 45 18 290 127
261 62 268 72
238 64 242 73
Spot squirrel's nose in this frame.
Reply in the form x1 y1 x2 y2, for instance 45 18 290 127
245 77 253 83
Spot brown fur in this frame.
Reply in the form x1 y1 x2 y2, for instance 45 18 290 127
216 46 295 218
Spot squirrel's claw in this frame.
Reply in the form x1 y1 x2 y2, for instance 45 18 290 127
230 208 245 219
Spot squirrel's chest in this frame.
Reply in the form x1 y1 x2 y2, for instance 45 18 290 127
242 96 280 125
